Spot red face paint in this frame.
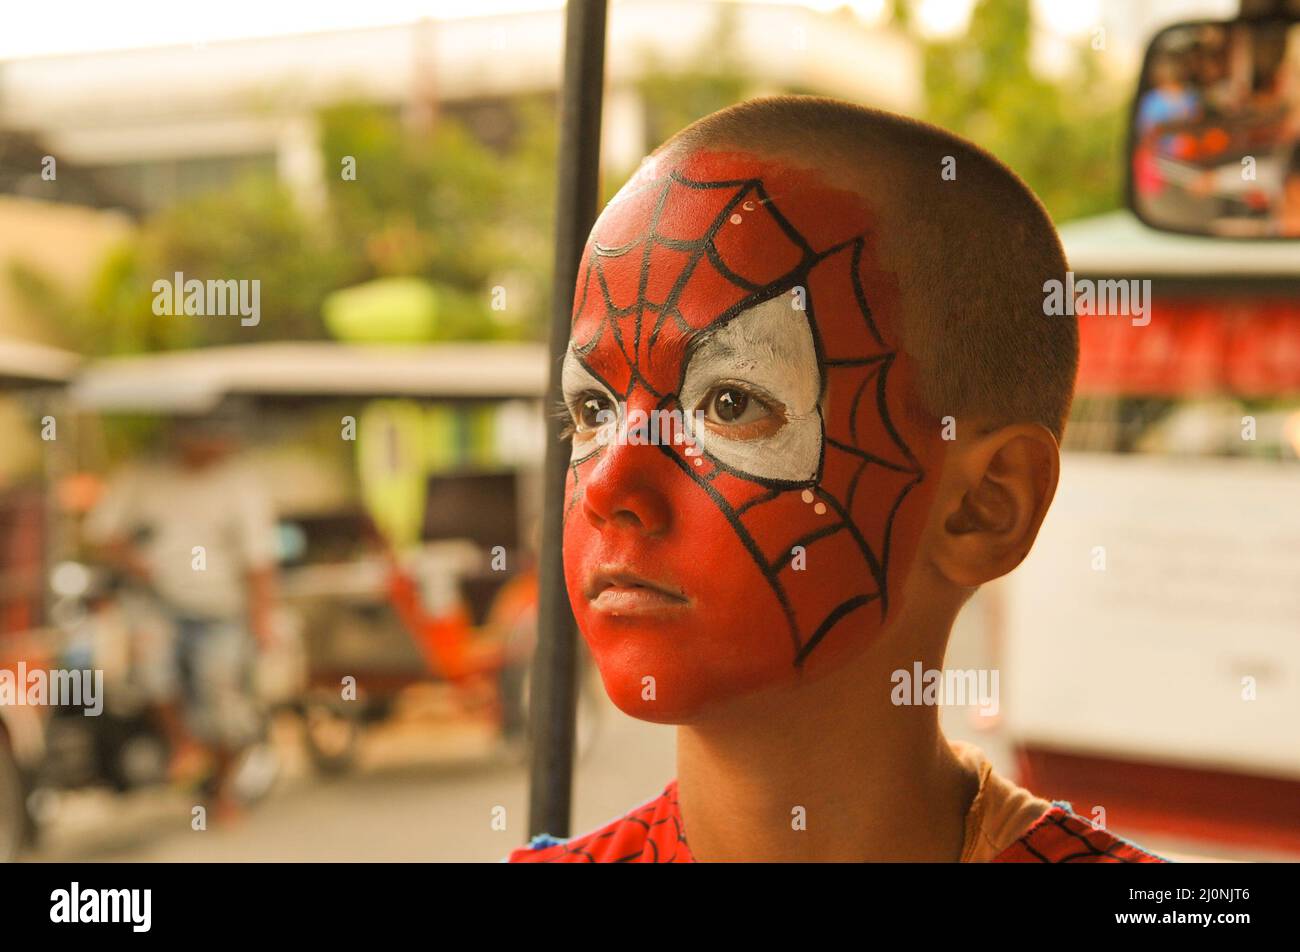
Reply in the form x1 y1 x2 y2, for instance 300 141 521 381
561 150 943 722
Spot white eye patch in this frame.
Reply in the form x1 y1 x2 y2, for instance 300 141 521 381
561 350 618 461
677 296 822 483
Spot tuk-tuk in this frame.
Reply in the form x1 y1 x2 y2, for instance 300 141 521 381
0 338 79 860
66 340 598 774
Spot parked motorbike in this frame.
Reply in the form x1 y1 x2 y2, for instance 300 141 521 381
31 562 290 820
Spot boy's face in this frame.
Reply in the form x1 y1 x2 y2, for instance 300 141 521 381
561 149 944 722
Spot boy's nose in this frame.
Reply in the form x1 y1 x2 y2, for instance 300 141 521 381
580 406 674 537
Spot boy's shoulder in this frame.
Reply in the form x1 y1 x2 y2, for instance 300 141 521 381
994 802 1169 863
508 782 692 863
508 783 1168 864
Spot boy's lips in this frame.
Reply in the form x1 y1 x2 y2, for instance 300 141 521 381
584 565 690 617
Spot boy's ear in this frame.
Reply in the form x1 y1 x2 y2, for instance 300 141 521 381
929 423 1060 588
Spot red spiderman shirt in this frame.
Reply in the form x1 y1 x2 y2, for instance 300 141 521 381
508 780 1168 864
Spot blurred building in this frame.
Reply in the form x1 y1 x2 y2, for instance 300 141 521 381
0 196 131 340
0 1 919 216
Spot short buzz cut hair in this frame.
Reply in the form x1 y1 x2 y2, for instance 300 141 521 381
659 95 1078 442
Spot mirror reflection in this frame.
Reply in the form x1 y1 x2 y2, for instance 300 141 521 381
1132 19 1300 237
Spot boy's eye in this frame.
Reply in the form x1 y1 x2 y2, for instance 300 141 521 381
575 392 613 431
706 386 759 423
699 384 784 438
713 388 748 423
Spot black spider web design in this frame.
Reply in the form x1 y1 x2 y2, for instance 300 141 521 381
566 170 923 666
1028 813 1162 864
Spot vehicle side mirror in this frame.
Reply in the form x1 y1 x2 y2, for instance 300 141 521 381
1128 16 1300 238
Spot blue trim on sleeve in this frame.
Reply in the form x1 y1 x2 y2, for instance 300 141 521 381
527 833 567 850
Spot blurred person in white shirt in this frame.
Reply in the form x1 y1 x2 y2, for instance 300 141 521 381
85 411 279 820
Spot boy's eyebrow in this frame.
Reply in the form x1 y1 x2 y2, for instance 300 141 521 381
682 323 722 367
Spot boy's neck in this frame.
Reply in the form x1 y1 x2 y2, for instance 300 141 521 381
675 634 979 862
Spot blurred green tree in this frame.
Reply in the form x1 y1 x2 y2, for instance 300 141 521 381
145 176 352 345
9 0 1126 356
8 176 348 353
633 5 751 165
11 103 559 352
911 0 1126 223
318 98 558 340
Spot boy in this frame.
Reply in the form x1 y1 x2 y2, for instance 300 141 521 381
512 96 1164 862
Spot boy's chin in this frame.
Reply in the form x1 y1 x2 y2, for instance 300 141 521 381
592 663 786 725
592 635 881 724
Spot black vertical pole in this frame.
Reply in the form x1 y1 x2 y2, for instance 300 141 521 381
528 0 608 839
